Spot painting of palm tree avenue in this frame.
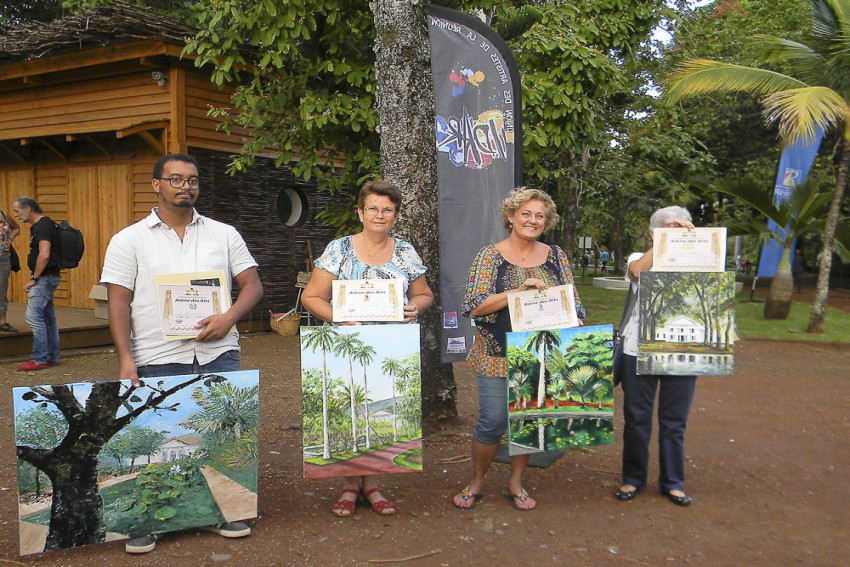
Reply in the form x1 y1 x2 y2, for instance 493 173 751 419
300 325 422 479
638 271 735 376
506 325 614 456
13 370 259 556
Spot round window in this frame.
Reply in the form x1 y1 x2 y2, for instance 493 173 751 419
276 187 309 228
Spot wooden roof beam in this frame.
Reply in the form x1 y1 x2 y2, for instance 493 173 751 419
20 138 68 162
0 142 26 164
66 134 112 158
116 121 169 154
0 41 188 82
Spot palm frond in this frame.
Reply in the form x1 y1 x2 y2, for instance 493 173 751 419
762 86 848 143
665 60 808 103
812 0 848 38
754 35 829 81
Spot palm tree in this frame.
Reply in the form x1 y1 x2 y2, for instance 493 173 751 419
508 363 533 411
709 177 842 318
381 357 405 443
180 382 259 443
352 342 377 449
525 330 561 408
333 331 365 453
301 325 341 460
566 366 603 409
665 0 850 331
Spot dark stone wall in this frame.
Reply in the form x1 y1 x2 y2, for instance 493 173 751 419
191 148 347 314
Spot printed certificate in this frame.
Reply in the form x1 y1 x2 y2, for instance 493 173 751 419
507 284 579 332
155 271 231 340
652 227 727 272
332 278 404 322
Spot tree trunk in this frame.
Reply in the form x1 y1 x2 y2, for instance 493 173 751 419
44 453 105 551
764 245 793 319
370 0 457 424
807 138 849 332
321 352 331 460
536 343 546 408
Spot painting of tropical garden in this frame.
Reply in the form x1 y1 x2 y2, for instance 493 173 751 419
300 325 422 479
506 325 614 455
637 271 735 376
13 370 259 556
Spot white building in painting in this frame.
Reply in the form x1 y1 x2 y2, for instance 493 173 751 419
147 435 202 464
370 409 394 423
654 315 705 343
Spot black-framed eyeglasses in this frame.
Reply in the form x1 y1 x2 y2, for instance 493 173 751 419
156 177 200 189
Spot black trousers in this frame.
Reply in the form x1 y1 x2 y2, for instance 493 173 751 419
621 354 696 492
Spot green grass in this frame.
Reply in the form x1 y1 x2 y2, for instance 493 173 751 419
575 282 850 343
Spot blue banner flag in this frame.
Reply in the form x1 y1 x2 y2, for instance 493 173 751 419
424 6 523 363
756 129 823 277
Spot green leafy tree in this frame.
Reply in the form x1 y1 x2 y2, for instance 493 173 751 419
15 407 67 497
301 325 342 459
665 0 850 332
507 345 537 410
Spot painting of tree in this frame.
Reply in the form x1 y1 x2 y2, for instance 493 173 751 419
13 370 259 555
637 271 736 376
300 325 422 479
507 325 615 455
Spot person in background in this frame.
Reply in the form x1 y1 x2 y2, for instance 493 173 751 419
12 197 60 370
616 205 697 507
452 187 585 512
600 249 610 273
101 153 263 553
302 179 434 517
0 208 21 332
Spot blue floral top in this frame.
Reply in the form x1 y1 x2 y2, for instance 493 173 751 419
314 235 427 300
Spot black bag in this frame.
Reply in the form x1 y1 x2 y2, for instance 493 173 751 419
9 244 20 272
55 220 85 269
613 288 636 387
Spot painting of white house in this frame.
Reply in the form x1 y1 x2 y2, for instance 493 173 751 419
301 324 422 479
637 271 735 376
13 370 259 556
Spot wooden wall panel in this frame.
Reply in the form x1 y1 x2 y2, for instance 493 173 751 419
67 166 98 309
1 169 34 304
0 73 171 141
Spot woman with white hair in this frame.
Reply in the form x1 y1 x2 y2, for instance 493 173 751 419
616 206 697 506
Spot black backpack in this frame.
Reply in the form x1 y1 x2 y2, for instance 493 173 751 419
55 220 85 269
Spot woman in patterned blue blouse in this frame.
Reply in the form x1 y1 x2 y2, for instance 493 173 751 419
302 180 434 517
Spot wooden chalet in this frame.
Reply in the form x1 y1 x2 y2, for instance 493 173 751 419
0 2 342 317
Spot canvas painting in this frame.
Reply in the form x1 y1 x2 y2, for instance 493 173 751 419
301 324 422 479
506 325 615 456
13 370 259 556
637 271 736 376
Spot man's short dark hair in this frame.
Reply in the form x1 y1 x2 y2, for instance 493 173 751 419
13 197 41 213
153 153 199 179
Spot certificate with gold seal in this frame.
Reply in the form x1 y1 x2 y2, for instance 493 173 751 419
507 284 579 332
652 227 727 272
155 271 231 340
332 278 404 322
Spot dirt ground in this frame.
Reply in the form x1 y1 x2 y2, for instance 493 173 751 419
1 302 849 566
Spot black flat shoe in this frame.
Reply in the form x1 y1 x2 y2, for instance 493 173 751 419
663 491 692 506
615 487 639 501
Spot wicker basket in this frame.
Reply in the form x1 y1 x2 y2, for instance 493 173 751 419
270 313 300 336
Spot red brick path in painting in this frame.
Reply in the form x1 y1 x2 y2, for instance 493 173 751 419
303 438 422 479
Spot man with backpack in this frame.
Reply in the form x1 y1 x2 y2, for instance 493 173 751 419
11 197 61 371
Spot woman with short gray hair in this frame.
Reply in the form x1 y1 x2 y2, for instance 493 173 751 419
616 205 697 507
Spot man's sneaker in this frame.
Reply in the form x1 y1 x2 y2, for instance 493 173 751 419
125 534 158 554
202 521 251 538
18 360 49 371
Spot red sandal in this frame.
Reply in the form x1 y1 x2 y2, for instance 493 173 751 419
331 488 359 517
362 487 397 515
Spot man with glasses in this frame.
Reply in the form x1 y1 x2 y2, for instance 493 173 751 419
101 153 263 554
